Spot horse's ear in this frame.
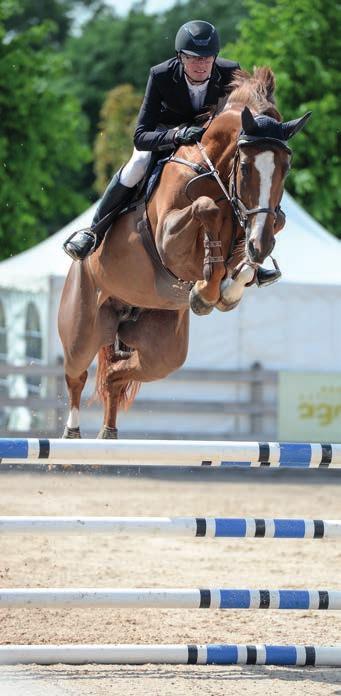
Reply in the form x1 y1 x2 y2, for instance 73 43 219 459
282 111 312 140
241 106 258 133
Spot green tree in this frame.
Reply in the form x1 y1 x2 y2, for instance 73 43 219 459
162 0 247 51
222 0 340 233
65 0 246 140
94 83 142 193
4 0 104 46
0 2 91 259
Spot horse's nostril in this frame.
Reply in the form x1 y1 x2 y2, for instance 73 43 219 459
248 240 259 262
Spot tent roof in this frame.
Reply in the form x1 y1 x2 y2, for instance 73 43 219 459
0 193 340 290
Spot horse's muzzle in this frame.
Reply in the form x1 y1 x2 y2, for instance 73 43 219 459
247 236 275 264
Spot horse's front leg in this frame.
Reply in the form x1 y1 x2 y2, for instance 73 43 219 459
160 196 226 316
189 196 226 315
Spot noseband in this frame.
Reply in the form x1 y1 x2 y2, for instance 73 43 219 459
229 137 292 230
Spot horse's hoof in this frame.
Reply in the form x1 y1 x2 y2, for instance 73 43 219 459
189 287 214 316
97 426 118 439
215 297 241 312
62 426 81 439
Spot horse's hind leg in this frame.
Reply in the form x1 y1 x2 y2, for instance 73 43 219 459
96 309 189 438
97 347 138 439
63 371 88 438
58 261 120 438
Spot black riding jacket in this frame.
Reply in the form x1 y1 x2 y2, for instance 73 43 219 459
134 56 240 152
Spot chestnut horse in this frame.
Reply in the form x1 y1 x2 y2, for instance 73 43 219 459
58 67 310 438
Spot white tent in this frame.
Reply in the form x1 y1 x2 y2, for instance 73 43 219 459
0 191 340 371
0 192 340 289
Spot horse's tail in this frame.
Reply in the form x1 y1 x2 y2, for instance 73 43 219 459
95 343 141 411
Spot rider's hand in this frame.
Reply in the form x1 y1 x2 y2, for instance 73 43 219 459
174 126 205 145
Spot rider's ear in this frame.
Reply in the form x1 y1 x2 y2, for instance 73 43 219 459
241 106 258 134
281 111 312 139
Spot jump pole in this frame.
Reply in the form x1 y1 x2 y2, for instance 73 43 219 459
0 643 340 666
1 516 341 538
0 438 340 467
1 588 341 609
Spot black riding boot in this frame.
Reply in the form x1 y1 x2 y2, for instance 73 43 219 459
256 265 282 286
63 169 133 261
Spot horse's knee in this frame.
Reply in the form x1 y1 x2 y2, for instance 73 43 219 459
65 371 87 390
192 196 220 219
192 197 223 235
64 352 91 380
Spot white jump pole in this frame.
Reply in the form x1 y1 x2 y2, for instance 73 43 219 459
0 516 341 538
0 438 341 467
0 588 341 610
0 643 341 666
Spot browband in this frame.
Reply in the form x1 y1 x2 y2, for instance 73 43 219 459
238 135 292 154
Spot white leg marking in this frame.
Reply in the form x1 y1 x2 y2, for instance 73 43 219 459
220 265 255 304
67 407 80 429
252 151 275 234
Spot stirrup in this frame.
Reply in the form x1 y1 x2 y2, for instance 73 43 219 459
63 228 97 262
256 256 282 287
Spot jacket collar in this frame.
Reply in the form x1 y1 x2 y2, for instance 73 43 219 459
172 57 184 83
171 57 223 114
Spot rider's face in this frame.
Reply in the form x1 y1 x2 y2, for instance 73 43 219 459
180 53 215 82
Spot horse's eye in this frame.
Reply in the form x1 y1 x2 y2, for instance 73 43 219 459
241 162 249 174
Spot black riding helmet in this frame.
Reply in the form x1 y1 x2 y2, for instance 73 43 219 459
175 20 220 57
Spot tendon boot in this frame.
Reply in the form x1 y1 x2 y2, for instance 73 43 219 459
63 169 133 261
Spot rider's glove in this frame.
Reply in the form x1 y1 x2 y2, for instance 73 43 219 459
174 126 205 145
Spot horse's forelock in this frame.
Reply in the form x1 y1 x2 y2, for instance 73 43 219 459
223 66 281 121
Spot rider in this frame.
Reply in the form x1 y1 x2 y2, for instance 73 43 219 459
64 20 281 285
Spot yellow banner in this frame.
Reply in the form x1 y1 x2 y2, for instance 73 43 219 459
278 372 341 441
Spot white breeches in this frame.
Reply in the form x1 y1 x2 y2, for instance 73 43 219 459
120 148 152 188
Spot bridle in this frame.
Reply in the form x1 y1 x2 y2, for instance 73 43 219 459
170 136 291 231
169 132 291 277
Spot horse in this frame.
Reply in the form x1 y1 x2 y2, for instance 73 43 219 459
58 66 311 439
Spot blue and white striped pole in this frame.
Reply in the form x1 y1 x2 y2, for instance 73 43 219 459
0 516 340 538
0 588 340 609
0 643 340 665
0 438 340 467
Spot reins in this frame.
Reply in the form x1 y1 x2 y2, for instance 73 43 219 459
169 139 284 231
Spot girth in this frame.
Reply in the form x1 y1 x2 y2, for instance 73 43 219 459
137 214 193 304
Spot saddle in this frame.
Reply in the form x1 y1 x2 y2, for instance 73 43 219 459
122 154 171 214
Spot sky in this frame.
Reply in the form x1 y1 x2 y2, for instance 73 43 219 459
105 0 178 14
73 0 179 33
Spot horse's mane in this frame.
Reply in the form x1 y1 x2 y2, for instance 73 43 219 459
210 66 282 122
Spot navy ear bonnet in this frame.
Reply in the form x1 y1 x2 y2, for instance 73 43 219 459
239 106 311 152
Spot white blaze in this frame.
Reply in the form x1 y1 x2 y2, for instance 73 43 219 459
252 151 275 234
